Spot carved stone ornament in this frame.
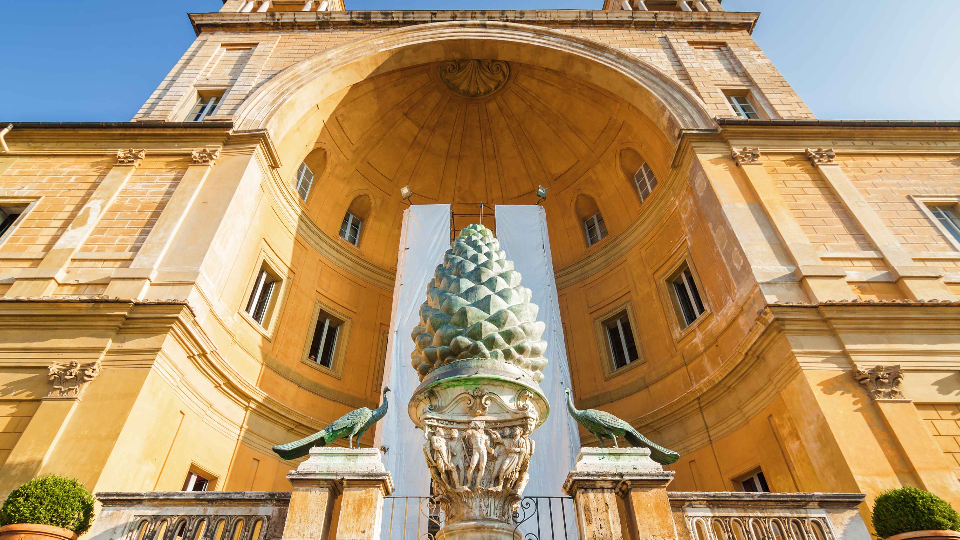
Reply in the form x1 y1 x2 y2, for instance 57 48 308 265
854 364 905 400
191 148 221 165
805 147 836 165
730 147 761 166
439 60 510 98
117 148 146 166
409 224 549 539
47 360 102 399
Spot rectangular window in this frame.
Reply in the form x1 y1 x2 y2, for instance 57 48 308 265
245 267 279 326
670 263 706 327
738 470 770 493
188 91 225 122
929 204 960 244
307 310 341 369
634 163 659 203
726 93 761 120
584 212 608 247
604 312 638 370
295 162 315 201
182 471 211 492
340 212 362 246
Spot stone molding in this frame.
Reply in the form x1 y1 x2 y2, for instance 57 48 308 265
805 147 836 165
854 364 906 401
191 147 221 165
730 146 761 166
46 360 102 400
116 148 146 166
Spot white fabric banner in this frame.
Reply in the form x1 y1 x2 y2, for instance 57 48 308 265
495 205 581 497
376 204 450 499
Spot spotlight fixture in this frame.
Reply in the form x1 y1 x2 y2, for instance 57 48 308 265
536 185 547 201
400 185 413 200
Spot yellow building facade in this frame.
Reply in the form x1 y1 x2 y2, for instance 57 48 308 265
1 0 960 528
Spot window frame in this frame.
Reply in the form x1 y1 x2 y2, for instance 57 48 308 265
592 299 645 379
583 212 608 247
300 300 352 379
0 199 38 247
656 247 711 340
733 468 770 493
182 464 218 492
633 162 659 204
912 196 960 251
239 250 289 338
339 211 362 246
721 88 770 120
295 162 315 202
186 89 227 122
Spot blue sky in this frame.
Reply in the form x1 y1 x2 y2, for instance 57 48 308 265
0 0 958 121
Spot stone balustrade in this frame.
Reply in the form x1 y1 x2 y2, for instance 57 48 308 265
88 492 290 540
670 492 869 540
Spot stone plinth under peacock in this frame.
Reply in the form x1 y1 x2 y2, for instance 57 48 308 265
408 224 550 540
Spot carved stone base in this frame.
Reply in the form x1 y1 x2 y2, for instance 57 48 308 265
436 520 521 540
408 359 548 536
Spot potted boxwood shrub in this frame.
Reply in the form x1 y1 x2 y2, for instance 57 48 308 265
873 487 960 540
0 475 96 540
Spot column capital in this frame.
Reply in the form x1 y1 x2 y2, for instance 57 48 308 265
805 147 836 165
731 146 761 166
854 364 906 401
117 148 146 166
44 359 102 401
191 148 221 165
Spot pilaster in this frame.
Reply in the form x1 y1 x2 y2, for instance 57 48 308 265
804 149 956 301
6 150 144 297
854 365 960 508
563 448 675 540
282 448 393 540
731 147 853 302
104 149 220 299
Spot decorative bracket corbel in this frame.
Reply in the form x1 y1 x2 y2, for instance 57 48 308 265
730 147 761 166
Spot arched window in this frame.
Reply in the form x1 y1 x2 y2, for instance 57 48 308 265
620 148 659 203
340 195 371 246
296 148 327 202
575 194 607 247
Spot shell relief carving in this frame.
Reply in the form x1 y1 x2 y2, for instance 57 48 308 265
439 60 510 98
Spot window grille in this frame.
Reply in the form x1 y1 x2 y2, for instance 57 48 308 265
245 268 278 325
726 94 760 119
295 162 315 201
307 311 340 368
340 212 362 246
604 312 638 370
929 204 960 244
583 212 607 246
671 264 705 326
634 163 659 203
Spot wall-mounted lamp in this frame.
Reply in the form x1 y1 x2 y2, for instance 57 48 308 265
536 185 547 204
400 185 413 201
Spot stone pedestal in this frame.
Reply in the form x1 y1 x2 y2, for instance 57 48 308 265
282 447 394 540
563 448 676 540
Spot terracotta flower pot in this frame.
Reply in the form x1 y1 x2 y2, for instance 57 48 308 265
0 524 78 540
887 531 960 540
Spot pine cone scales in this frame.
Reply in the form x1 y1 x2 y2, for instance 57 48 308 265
411 224 548 382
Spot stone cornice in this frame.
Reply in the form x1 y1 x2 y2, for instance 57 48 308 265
717 120 960 152
0 123 234 156
189 10 760 35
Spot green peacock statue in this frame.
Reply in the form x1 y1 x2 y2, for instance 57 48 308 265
565 388 679 465
272 387 390 460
